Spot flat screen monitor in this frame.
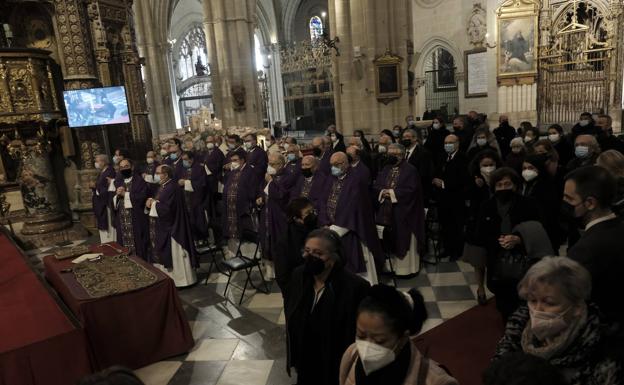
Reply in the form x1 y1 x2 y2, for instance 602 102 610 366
63 86 130 128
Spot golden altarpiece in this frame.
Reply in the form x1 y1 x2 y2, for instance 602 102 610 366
0 0 151 248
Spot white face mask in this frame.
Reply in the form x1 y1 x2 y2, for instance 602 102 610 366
480 165 496 179
477 138 487 146
160 149 168 157
146 157 154 165
377 145 387 154
231 161 241 170
113 155 120 165
95 162 102 170
529 306 571 341
244 142 253 150
579 119 590 127
153 174 161 183
267 165 277 175
207 143 215 150
548 134 560 143
522 169 539 182
227 143 236 150
524 136 533 143
356 340 397 375
283 143 290 151
512 146 523 154
432 122 441 130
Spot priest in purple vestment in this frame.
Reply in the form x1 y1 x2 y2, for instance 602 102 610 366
284 144 302 178
164 138 185 181
113 159 150 260
91 154 117 243
256 153 298 279
222 151 259 258
146 165 198 287
142 150 160 184
346 146 371 188
319 152 384 283
291 155 326 213
373 144 425 276
203 136 225 240
243 133 269 180
179 151 210 242
312 136 333 176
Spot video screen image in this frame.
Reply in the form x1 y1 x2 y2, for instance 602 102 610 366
63 86 130 128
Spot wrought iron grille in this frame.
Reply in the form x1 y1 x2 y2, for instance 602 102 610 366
425 68 459 122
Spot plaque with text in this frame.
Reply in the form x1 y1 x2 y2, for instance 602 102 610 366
465 48 488 98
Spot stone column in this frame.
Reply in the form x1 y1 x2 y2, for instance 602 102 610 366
86 0 112 86
134 0 178 136
329 0 413 135
203 0 263 130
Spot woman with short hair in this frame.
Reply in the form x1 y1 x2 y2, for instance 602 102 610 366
339 284 458 385
494 257 621 385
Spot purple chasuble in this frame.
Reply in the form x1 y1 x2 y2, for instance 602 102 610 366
113 173 151 260
222 164 258 238
92 166 116 230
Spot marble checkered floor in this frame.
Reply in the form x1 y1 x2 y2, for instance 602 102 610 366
133 259 494 385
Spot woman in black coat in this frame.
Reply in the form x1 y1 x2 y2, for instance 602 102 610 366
520 154 563 252
474 167 541 321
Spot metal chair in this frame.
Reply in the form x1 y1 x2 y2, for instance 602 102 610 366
220 229 270 305
424 205 443 266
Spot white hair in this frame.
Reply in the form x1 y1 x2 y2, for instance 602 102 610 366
518 256 591 305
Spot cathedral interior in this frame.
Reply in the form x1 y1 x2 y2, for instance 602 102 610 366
1 0 623 384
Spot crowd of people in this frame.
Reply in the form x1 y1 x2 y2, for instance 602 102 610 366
88 111 624 384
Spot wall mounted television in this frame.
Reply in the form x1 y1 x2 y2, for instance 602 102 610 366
63 86 130 128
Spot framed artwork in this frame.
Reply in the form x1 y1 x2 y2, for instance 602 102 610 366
373 51 403 105
464 48 488 98
497 14 538 78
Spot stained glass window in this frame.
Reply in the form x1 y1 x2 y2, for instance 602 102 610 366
309 16 323 41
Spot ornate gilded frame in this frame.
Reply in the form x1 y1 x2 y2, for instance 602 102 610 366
496 0 540 82
373 51 403 105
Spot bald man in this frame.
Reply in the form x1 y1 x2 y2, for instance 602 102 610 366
567 134 601 173
291 155 326 213
312 136 333 176
346 145 371 188
92 154 117 243
319 152 384 283
256 153 298 277
432 134 471 260
284 144 302 177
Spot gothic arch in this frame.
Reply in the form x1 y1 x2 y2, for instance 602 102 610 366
414 37 463 76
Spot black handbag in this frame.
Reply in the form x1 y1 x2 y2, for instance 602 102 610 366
490 248 531 284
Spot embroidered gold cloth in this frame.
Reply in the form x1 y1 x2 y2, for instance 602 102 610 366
300 177 313 198
73 255 158 298
327 178 344 223
226 170 243 238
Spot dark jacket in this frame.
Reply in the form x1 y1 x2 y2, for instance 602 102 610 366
598 134 624 154
432 151 470 203
494 124 517 159
505 152 526 175
284 265 370 385
274 221 315 293
406 145 434 204
571 122 601 140
553 138 575 168
567 217 624 326
521 175 563 250
566 153 598 173
424 127 451 161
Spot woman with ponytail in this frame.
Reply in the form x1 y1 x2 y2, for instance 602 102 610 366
339 284 458 385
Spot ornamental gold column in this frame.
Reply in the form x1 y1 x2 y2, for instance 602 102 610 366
203 0 263 130
329 0 413 135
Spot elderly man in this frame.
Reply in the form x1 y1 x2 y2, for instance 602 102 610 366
143 150 160 184
146 165 197 287
596 114 624 154
257 153 297 278
432 134 470 260
347 136 373 172
372 133 392 180
312 136 332 176
284 143 302 177
284 228 370 385
164 138 185 181
91 154 117 243
319 152 384 283
566 134 601 172
243 133 268 178
291 155 326 213
179 151 209 242
113 159 150 259
402 128 434 205
204 135 225 217
373 144 425 276
346 145 371 188
222 151 259 257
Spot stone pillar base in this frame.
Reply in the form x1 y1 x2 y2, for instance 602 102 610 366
20 212 72 236
15 222 91 250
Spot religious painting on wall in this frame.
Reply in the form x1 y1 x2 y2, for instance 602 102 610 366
497 14 538 78
374 51 403 105
434 48 457 91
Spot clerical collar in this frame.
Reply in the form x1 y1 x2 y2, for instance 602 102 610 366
173 156 182 164
338 173 347 180
161 179 172 187
351 161 360 168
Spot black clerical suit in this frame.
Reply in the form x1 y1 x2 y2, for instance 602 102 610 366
406 144 434 206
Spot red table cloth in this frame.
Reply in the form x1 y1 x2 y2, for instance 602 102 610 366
0 233 91 385
43 242 194 371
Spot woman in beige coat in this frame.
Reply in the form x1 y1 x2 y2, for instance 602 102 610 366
339 285 457 385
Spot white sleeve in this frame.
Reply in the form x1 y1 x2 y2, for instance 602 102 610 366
388 189 398 204
204 165 213 176
329 225 349 237
124 191 133 209
263 181 270 196
184 180 194 192
149 202 159 217
377 190 385 203
218 182 224 193
107 179 115 192
113 195 119 208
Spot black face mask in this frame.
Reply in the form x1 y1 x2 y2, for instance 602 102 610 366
313 148 322 157
386 155 399 166
303 213 318 230
495 189 514 203
121 169 132 178
301 168 313 178
303 255 326 276
561 201 586 228
400 139 412 148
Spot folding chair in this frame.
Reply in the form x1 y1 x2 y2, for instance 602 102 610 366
220 229 270 305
